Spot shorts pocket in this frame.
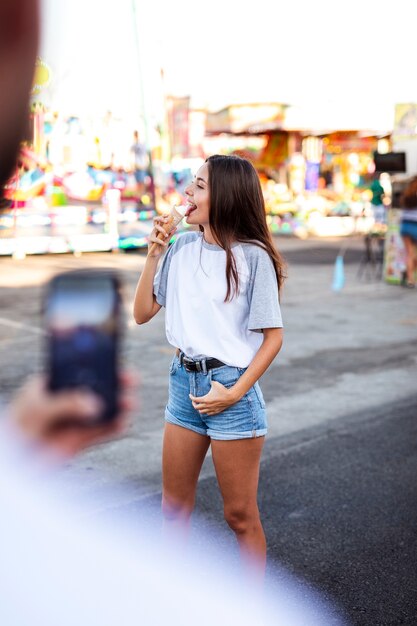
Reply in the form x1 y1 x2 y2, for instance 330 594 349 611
253 382 266 408
169 355 180 375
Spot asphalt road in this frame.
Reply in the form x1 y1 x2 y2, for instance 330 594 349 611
0 235 416 625
193 395 417 626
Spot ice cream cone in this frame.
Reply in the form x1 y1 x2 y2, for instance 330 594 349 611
149 205 186 254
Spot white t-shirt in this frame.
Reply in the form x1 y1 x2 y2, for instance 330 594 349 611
153 232 283 368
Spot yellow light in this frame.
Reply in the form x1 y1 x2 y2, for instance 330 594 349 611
31 57 51 96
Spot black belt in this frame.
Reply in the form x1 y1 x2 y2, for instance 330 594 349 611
176 350 226 373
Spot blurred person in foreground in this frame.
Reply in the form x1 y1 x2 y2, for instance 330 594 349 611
0 2 348 624
399 176 417 288
0 0 133 459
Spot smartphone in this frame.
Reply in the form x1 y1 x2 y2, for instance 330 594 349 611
44 269 122 423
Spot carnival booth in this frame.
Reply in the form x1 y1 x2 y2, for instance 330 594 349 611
205 102 390 238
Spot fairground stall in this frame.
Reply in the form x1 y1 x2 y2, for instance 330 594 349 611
205 102 392 238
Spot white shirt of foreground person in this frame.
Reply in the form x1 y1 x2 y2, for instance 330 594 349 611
0 431 348 626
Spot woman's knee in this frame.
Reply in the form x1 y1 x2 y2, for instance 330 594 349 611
223 503 260 534
162 495 194 521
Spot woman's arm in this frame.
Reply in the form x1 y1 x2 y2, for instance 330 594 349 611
229 327 283 401
133 216 172 324
190 327 283 415
133 256 162 324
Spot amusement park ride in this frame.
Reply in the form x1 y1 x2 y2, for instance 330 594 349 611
0 146 168 257
0 141 167 256
0 58 185 257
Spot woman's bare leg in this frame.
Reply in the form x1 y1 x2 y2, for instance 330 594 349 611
211 436 266 579
162 423 210 539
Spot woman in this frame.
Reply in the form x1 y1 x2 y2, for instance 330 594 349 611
133 155 285 576
400 176 417 288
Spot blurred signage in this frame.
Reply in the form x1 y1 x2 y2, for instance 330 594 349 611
188 110 206 158
206 103 286 135
384 209 406 284
393 103 417 140
167 96 190 158
323 132 377 153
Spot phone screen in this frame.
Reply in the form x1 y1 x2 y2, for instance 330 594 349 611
46 272 121 422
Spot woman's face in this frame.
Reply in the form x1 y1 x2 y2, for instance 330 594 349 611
184 162 210 226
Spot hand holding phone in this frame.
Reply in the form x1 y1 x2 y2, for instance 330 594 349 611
8 373 136 459
44 270 122 423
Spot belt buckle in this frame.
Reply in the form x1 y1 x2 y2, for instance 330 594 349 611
182 356 205 373
183 356 194 372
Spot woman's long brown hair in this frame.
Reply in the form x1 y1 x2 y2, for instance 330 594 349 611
205 154 286 301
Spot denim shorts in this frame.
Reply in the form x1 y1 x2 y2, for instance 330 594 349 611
400 220 417 243
165 355 267 440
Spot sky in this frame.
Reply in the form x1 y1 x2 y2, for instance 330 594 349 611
40 0 417 132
